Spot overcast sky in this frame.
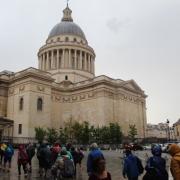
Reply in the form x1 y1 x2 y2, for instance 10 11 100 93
0 0 180 125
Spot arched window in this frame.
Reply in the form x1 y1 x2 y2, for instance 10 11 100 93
37 98 43 111
73 38 77 42
19 97 24 110
65 75 68 80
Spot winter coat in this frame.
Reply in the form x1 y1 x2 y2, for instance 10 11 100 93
4 145 14 159
169 144 180 180
37 145 52 169
123 154 139 179
26 144 35 160
18 149 29 164
144 156 168 180
87 148 104 174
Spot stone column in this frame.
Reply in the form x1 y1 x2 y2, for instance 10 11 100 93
84 52 87 71
74 49 77 69
92 57 95 74
68 49 71 68
62 49 65 68
51 50 54 69
88 54 91 72
79 50 82 70
57 49 59 69
40 55 45 70
47 51 50 70
91 57 94 74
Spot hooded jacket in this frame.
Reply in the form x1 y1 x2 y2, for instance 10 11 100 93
169 144 180 180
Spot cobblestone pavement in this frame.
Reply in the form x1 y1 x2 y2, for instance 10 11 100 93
0 150 173 180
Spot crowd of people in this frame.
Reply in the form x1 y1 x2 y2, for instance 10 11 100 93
0 141 180 180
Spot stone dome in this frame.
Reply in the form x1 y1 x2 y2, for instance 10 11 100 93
48 21 86 40
48 5 86 40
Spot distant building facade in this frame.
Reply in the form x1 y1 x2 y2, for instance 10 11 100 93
173 119 180 141
0 5 147 143
146 123 167 139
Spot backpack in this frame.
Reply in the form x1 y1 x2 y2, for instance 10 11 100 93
63 159 75 177
136 157 144 174
6 147 13 157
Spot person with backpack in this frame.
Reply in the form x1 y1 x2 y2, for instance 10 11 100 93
52 148 75 178
143 144 168 180
168 144 180 180
3 143 14 172
123 149 143 180
89 157 111 180
26 143 35 173
17 144 29 177
37 143 52 177
87 143 104 176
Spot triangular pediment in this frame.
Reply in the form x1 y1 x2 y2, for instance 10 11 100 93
123 80 143 92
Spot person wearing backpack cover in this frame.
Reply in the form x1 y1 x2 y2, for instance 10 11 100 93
168 144 180 180
52 148 75 178
123 149 143 180
143 144 168 180
3 143 14 172
17 144 29 177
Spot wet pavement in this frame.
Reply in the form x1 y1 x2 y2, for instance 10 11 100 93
0 150 173 180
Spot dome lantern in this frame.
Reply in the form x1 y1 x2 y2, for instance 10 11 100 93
61 4 73 22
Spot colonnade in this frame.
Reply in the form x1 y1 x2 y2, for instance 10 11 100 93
39 48 95 74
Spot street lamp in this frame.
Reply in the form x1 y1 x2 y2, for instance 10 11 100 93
166 119 170 142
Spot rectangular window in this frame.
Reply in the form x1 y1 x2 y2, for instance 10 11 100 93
18 124 22 134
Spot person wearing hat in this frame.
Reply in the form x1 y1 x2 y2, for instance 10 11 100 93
87 143 104 176
168 144 180 180
143 144 168 180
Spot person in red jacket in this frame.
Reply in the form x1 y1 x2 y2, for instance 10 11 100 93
17 145 29 177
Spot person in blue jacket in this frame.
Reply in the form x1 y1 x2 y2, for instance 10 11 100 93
123 149 141 180
87 143 104 176
143 144 168 180
4 143 14 172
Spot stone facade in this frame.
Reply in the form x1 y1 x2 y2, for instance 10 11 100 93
174 119 180 141
0 5 147 142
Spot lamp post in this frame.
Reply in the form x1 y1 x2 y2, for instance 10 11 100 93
166 119 170 142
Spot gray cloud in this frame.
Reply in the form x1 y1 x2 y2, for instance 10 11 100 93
106 18 131 33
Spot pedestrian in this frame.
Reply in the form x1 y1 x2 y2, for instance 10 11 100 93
51 143 61 164
123 149 143 180
26 143 35 173
168 144 180 180
89 157 111 180
87 143 104 176
77 147 84 169
71 147 79 176
3 143 14 172
0 142 7 166
17 144 29 177
143 144 168 180
37 143 52 177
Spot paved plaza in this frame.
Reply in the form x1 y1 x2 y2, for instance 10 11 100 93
0 150 173 180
